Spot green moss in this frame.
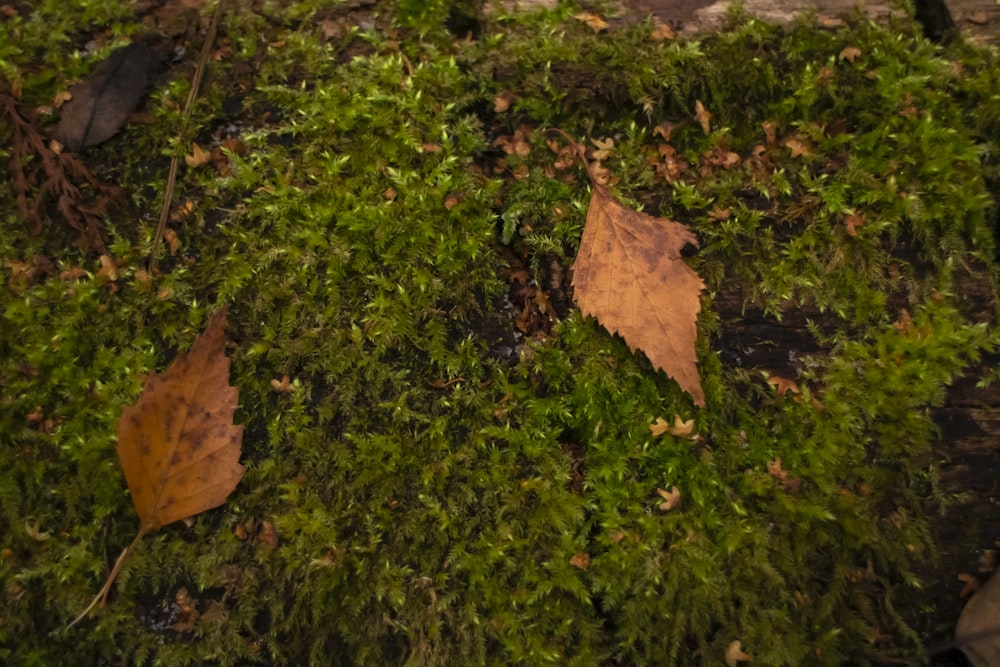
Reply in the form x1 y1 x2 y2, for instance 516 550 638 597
1 1 998 664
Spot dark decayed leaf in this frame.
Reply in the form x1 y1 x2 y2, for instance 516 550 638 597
55 42 163 151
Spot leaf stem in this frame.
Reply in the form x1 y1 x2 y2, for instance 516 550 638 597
61 527 147 632
544 127 595 184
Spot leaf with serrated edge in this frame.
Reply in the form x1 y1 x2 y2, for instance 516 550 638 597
572 185 705 405
117 306 244 531
66 307 243 630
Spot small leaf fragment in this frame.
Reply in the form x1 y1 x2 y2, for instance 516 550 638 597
725 640 753 667
271 373 293 394
257 521 279 549
667 414 695 438
657 486 681 511
694 100 712 135
493 90 517 112
185 142 212 168
767 375 800 396
574 12 608 32
838 45 862 63
25 519 50 542
783 137 808 158
650 19 675 40
844 213 865 236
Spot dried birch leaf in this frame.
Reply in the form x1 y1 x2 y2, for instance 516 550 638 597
571 184 706 405
116 306 244 531
65 307 243 630
55 42 163 151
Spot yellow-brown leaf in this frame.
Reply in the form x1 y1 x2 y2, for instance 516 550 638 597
116 307 244 532
572 186 706 405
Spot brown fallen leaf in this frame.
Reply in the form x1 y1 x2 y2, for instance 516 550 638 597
170 587 200 632
257 520 279 549
55 41 164 151
163 228 181 255
117 306 243 531
96 254 119 282
570 552 591 570
708 207 731 221
590 137 614 161
766 457 802 493
667 414 695 438
572 184 706 405
67 307 243 628
954 571 1000 667
653 122 674 141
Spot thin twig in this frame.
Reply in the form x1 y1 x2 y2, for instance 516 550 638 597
149 0 226 271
